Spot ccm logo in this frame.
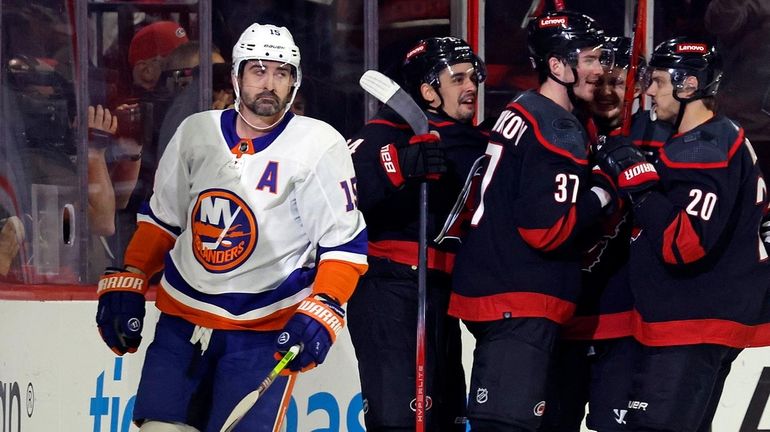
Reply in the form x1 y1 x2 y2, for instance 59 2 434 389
624 163 656 180
539 17 568 27
676 43 707 53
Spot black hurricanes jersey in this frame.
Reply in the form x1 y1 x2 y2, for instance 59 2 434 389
449 91 604 324
348 105 488 273
565 112 674 340
630 115 770 348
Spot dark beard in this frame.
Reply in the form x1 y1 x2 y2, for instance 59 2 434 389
243 91 289 116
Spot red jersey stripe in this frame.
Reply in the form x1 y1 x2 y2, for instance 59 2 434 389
447 291 576 324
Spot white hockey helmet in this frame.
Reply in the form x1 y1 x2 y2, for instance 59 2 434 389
232 23 302 87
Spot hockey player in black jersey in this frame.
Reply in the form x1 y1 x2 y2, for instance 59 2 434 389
346 37 488 431
539 36 674 432
595 36 770 431
447 11 617 432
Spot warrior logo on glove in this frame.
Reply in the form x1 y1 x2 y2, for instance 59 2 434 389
275 294 346 372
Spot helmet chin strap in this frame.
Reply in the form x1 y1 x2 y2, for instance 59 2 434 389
233 84 299 132
549 64 581 107
671 89 698 131
428 89 452 119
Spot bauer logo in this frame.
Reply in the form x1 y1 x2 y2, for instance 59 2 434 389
191 189 257 273
676 43 707 53
539 17 568 28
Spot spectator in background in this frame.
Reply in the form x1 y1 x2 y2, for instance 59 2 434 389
111 20 190 266
0 216 24 277
705 0 770 176
6 54 138 281
127 20 190 95
290 89 306 115
155 41 233 161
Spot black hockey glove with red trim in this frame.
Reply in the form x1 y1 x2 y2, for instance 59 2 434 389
379 133 447 188
594 135 659 206
96 267 148 356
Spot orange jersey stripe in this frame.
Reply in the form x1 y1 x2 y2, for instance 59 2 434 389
155 286 297 331
124 221 176 277
313 259 368 304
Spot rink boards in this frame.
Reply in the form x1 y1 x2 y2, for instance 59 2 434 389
0 299 769 432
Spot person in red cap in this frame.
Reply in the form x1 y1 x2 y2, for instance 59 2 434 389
128 20 189 92
109 20 189 269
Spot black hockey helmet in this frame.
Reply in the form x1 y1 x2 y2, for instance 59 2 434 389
401 37 486 108
604 36 646 78
527 10 606 71
647 36 722 98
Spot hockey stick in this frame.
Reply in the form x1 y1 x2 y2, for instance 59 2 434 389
620 0 647 137
359 70 429 432
219 344 301 432
360 71 428 135
520 0 544 29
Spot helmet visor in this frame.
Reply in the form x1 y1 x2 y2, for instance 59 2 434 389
565 46 614 70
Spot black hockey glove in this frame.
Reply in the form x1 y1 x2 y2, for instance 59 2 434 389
379 133 447 188
96 267 148 356
594 135 659 206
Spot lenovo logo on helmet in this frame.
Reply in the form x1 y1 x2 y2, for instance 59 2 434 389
405 43 427 61
539 17 568 28
676 43 708 53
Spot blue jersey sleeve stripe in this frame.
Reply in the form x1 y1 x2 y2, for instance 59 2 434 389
139 202 183 237
318 228 368 256
163 255 315 316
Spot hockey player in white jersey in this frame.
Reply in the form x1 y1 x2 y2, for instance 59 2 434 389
95 23 368 432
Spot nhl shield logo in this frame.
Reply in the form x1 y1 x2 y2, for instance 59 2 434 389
476 388 488 404
191 189 257 273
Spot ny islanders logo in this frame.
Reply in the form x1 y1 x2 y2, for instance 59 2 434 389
191 189 257 273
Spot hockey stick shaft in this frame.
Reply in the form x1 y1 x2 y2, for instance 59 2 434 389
359 70 429 431
219 345 300 432
620 0 647 137
521 0 543 29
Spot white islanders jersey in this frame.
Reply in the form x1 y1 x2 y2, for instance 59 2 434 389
139 109 367 330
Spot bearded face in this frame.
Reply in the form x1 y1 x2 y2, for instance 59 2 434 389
238 60 295 118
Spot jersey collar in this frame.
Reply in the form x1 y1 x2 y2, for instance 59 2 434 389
220 108 295 155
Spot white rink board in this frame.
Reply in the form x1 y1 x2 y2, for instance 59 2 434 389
0 300 769 431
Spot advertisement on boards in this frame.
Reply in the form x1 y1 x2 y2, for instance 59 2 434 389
0 300 769 431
